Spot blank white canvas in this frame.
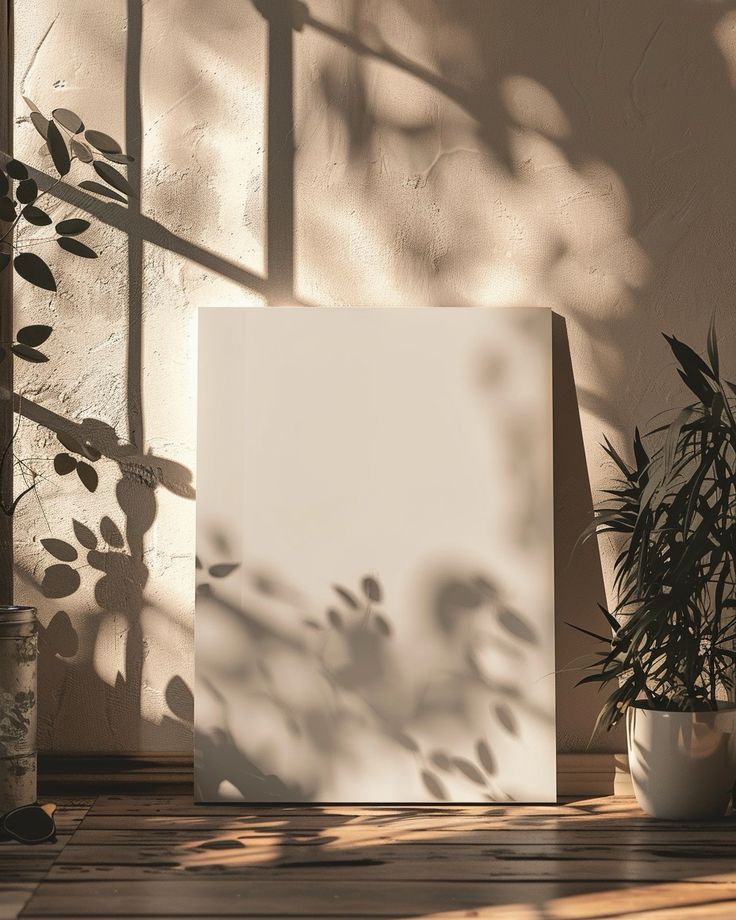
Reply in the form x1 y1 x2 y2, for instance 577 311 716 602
195 307 555 803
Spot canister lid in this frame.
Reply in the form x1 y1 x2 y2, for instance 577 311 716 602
0 605 37 625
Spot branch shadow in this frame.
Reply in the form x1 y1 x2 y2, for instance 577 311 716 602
195 548 551 804
14 0 736 770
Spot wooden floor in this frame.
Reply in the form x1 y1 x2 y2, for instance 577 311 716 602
3 795 736 919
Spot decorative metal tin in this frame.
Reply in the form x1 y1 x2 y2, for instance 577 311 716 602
0 606 38 813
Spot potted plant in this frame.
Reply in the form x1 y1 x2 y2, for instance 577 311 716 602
574 322 736 819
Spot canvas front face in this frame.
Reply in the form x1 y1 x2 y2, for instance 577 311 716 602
195 307 555 803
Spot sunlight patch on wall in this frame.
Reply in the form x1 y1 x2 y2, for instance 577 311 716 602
502 76 571 140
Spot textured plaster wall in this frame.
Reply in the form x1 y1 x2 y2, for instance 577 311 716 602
10 0 736 753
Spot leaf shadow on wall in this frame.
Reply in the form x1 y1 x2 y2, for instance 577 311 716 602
14 0 736 758
11 0 301 755
10 0 199 753
257 0 736 750
195 535 550 804
16 413 194 751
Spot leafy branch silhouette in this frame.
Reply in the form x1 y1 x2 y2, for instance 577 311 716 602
0 95 135 516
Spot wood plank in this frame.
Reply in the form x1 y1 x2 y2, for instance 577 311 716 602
80 797 645 818
0 857 56 882
73 814 545 831
88 799 566 817
611 908 736 920
74 813 736 835
63 826 736 846
42 854 736 883
53 840 736 866
16 910 736 920
39 755 192 795
42 797 96 807
53 809 93 833
20 879 736 918
89 794 635 815
0 835 71 856
39 756 192 775
0 884 37 920
86 795 736 833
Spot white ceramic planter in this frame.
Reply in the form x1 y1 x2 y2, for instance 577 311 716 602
627 702 736 820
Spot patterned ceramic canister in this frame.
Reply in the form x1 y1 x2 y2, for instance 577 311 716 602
0 606 38 813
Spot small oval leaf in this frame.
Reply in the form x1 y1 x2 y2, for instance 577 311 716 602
56 431 100 461
84 129 122 155
41 563 80 599
495 703 518 735
78 180 127 204
165 675 194 722
57 237 97 259
451 757 486 786
333 584 359 609
373 613 392 637
429 750 452 772
421 770 448 801
22 96 40 114
41 609 78 658
476 739 497 776
71 140 93 163
6 160 28 180
54 453 77 475
327 607 344 630
76 461 98 492
41 538 78 562
52 108 84 134
22 205 52 226
72 519 97 550
362 575 382 603
16 179 38 203
30 111 49 140
55 218 90 236
209 562 240 578
100 515 124 548
11 343 48 363
93 160 134 197
13 252 56 291
387 728 419 752
0 197 16 221
46 121 71 176
498 607 538 645
17 324 52 346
